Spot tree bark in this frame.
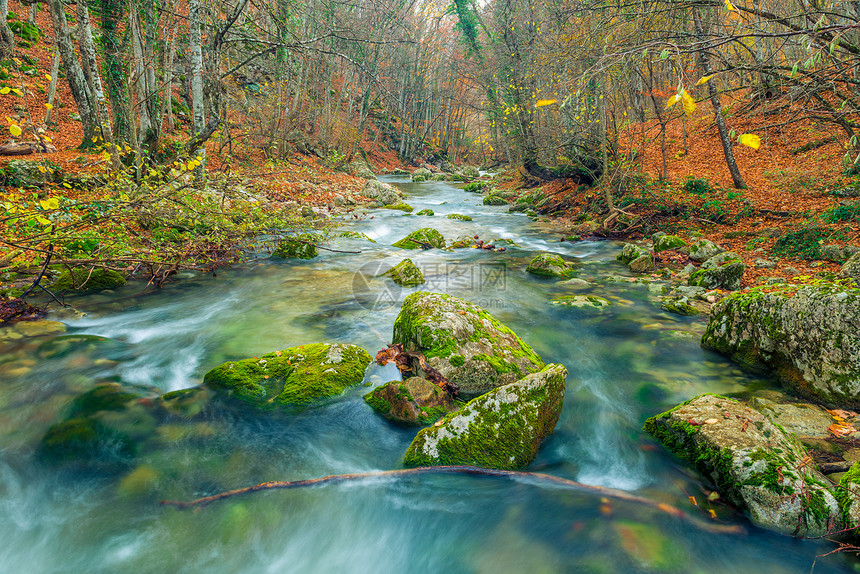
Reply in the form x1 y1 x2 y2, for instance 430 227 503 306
188 0 206 173
46 0 98 148
101 0 132 144
0 0 15 56
692 5 747 189
77 0 114 144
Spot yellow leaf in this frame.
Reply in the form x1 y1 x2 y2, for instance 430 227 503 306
535 99 558 107
725 0 736 10
738 133 761 149
45 74 52 81
41 135 52 143
46 197 59 209
681 88 696 117
708 509 718 519
695 75 714 86
44 103 52 110
11 89 22 96
63 183 72 189
665 94 680 109
187 161 195 171
9 124 21 137
0 87 9 95
35 216 50 225
37 166 46 174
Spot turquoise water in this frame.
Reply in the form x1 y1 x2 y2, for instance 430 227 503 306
0 176 855 572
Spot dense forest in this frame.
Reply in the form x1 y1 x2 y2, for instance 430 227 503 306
1 0 860 572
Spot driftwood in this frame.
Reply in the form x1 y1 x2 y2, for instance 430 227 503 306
159 465 744 534
0 141 58 155
376 343 460 398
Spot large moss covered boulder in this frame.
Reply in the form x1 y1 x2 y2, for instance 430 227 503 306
411 168 432 182
654 234 687 253
381 259 425 286
52 267 126 291
392 292 545 399
526 253 576 278
360 180 401 205
203 343 372 409
689 252 745 290
618 243 650 265
403 364 566 469
364 377 459 425
392 228 446 249
644 394 840 536
701 283 860 406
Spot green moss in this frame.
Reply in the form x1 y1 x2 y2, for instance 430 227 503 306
526 253 575 278
743 449 796 494
383 202 414 212
336 231 376 242
415 209 434 216
449 354 465 367
203 343 371 409
447 213 473 221
52 267 126 291
473 353 521 376
67 384 142 418
836 462 860 527
363 389 392 414
39 417 136 462
392 228 446 249
273 237 317 259
382 259 425 286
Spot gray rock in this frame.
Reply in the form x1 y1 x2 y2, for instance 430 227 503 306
689 252 745 291
660 297 699 316
840 253 860 281
821 244 860 263
403 364 567 469
754 258 777 269
671 285 707 299
749 397 834 439
360 180 401 205
628 254 654 274
392 292 545 400
3 159 61 187
702 283 860 406
549 295 611 308
618 242 651 265
684 238 725 263
526 253 576 278
411 168 432 182
645 394 840 536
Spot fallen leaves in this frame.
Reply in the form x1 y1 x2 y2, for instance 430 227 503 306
375 343 460 398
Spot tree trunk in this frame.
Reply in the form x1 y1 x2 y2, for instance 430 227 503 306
189 0 206 173
692 6 747 189
101 0 132 144
45 44 60 126
46 0 98 148
0 0 15 56
77 0 114 144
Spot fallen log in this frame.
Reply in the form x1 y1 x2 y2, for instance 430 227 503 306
159 464 744 534
0 141 58 155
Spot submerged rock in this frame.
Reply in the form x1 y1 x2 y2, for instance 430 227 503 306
447 213 473 221
392 292 545 399
203 343 372 409
549 295 610 308
360 180 401 205
683 238 725 263
644 394 840 536
660 297 699 316
404 364 566 469
381 259 425 287
411 168 432 182
689 252 745 290
449 235 474 249
483 196 509 206
273 238 317 259
336 231 376 243
526 253 576 278
364 377 459 425
415 209 435 216
701 282 860 406
52 267 126 292
392 228 446 250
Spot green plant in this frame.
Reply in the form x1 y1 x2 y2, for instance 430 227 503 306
823 204 860 223
772 227 831 260
683 178 716 197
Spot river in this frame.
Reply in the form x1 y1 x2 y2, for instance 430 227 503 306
0 175 854 572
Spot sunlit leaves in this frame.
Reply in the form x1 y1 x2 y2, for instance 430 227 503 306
725 0 736 11
737 134 761 149
695 75 714 86
9 123 21 137
534 99 558 108
666 87 695 117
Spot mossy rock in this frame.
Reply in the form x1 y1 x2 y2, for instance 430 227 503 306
628 254 654 274
653 234 687 253
618 243 650 265
702 282 860 406
67 383 143 419
412 175 428 183
411 168 432 182
644 393 840 536
203 343 372 410
688 252 745 291
840 252 860 282
660 297 699 316
447 213 473 221
364 377 459 425
52 267 126 292
525 253 576 278
392 228 446 249
683 238 725 263
549 295 610 308
273 238 317 259
40 417 136 463
392 292 545 399
483 195 509 206
383 202 414 213
416 209 435 216
336 231 376 242
403 363 567 469
360 180 401 205
155 387 212 419
381 259 425 287
449 236 475 249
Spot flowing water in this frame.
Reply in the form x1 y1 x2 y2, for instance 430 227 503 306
0 176 855 573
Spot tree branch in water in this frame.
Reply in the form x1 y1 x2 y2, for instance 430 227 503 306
160 465 743 534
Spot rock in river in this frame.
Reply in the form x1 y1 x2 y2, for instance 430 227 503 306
701 282 860 406
526 253 576 278
392 228 446 250
404 364 567 469
381 259 425 287
392 292 545 400
688 251 745 291
203 343 372 409
644 393 841 536
364 377 459 425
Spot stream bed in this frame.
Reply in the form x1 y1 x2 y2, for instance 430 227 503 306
0 176 856 573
